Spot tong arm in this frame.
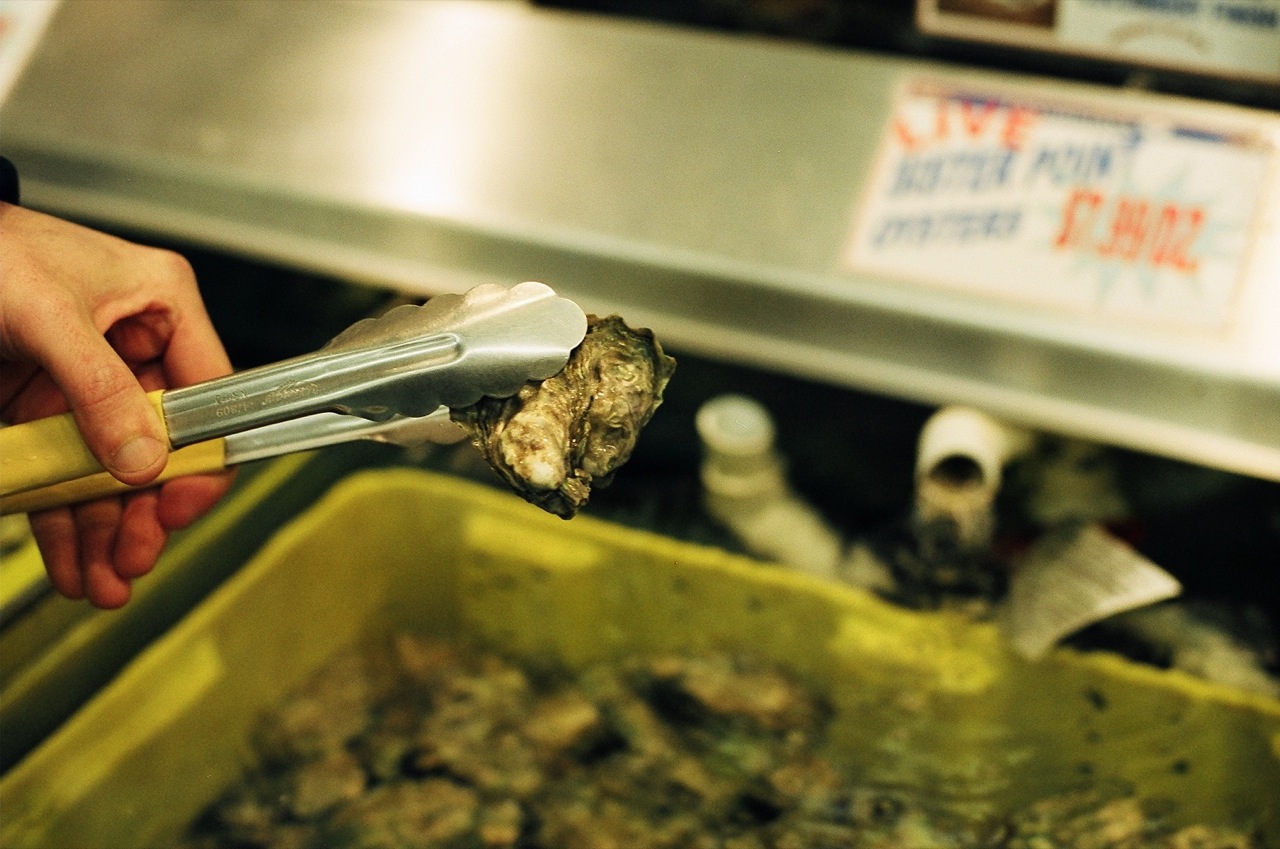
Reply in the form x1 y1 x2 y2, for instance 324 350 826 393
163 333 460 446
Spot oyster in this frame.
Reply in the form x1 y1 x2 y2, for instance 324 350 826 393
184 636 1261 849
452 315 676 518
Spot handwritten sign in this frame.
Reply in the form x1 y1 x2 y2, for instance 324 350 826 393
843 81 1275 334
917 0 1280 84
0 0 60 106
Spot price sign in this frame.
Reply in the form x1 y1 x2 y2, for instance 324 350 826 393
843 81 1276 335
917 0 1280 84
0 0 60 105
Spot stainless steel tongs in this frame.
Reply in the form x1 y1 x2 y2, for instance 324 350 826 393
0 282 587 514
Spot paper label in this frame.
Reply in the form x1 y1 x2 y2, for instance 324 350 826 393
843 81 1275 334
0 0 61 106
917 0 1280 83
999 523 1181 660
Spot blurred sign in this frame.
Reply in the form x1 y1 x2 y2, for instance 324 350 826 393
0 0 60 105
917 0 1280 84
843 80 1276 335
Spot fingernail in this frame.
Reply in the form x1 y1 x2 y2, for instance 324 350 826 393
112 435 166 474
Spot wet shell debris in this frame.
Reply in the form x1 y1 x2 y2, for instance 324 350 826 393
181 635 1259 849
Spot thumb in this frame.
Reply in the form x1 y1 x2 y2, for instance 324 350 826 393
46 324 169 486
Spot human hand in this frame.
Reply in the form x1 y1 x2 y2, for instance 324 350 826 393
0 203 234 608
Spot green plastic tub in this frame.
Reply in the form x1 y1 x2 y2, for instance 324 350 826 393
2 468 1277 848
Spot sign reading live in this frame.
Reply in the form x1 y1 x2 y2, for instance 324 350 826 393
843 81 1276 334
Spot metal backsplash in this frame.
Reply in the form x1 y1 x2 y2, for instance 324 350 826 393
3 0 1278 479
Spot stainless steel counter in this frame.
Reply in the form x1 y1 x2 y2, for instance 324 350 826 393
4 0 1278 479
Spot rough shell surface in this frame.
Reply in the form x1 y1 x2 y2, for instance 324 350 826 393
452 314 676 518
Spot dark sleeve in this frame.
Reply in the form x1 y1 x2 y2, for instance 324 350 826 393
0 156 19 205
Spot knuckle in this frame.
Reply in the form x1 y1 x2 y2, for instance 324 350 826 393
144 247 196 290
78 358 125 400
77 506 119 536
76 362 138 416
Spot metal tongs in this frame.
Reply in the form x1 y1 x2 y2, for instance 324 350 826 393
0 282 587 515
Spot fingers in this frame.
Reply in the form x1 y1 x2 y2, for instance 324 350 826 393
101 246 231 387
6 288 168 486
29 472 231 608
157 471 235 531
76 499 134 610
28 508 82 600
165 318 233 388
1 207 235 608
115 490 167 580
62 333 169 487
105 310 173 364
30 499 140 609
0 210 222 487
108 295 232 390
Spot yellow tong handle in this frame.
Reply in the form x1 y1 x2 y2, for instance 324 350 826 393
1 440 227 515
0 390 229 514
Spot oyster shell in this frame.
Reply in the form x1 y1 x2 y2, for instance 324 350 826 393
452 315 676 518
185 636 1260 849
